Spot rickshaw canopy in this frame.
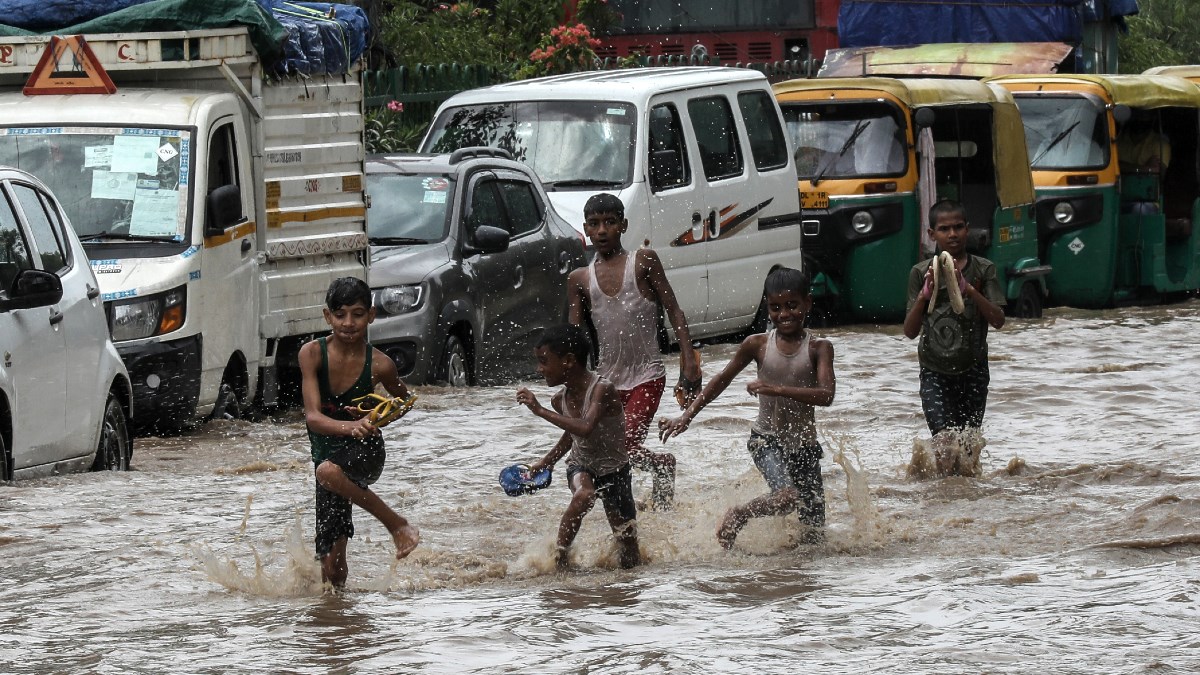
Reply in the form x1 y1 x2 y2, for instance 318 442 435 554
989 73 1200 109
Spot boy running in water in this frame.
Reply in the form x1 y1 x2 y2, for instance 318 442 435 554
518 324 640 569
567 193 703 510
299 277 420 587
658 268 835 549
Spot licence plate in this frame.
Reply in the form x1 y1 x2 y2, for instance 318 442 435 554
801 191 829 209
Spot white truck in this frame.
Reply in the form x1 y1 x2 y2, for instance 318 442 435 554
0 28 369 431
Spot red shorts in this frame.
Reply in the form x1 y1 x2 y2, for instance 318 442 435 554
619 376 666 454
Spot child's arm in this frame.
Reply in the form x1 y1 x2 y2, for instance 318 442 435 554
299 341 378 439
640 249 702 384
746 338 836 406
529 431 572 473
658 334 764 441
371 347 412 400
566 268 589 326
960 266 1006 329
517 381 617 438
903 265 934 339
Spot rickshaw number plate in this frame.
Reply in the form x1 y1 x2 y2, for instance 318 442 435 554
801 191 829 209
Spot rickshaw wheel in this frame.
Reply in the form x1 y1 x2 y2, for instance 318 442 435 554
1008 282 1043 319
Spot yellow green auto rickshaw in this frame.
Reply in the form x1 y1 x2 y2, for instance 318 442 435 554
774 77 1048 323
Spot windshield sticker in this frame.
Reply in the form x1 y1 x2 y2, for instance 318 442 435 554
92 260 122 275
156 144 179 163
111 135 161 174
422 190 448 204
422 177 449 191
90 170 137 200
84 145 113 168
129 189 181 237
606 108 627 115
103 288 138 301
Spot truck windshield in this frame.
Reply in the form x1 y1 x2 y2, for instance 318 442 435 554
781 101 907 179
366 173 452 244
1013 95 1109 171
423 101 636 188
0 127 191 243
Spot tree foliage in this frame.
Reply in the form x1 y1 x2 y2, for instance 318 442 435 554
1118 0 1200 73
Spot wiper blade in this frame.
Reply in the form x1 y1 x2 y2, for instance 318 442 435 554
1030 120 1081 167
78 231 178 242
812 119 871 187
369 236 430 245
544 179 623 190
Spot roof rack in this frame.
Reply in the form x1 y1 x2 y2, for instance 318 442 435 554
448 147 514 164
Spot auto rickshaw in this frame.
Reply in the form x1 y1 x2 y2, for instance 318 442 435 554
773 77 1047 323
990 74 1200 308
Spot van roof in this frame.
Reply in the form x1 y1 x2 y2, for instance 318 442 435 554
441 67 768 107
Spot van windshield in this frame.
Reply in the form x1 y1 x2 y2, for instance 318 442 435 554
365 172 452 244
423 101 636 188
781 102 907 179
0 127 191 242
1013 95 1109 171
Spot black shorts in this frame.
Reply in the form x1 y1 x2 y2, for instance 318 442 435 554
314 439 386 557
748 431 825 528
566 463 637 524
919 361 990 436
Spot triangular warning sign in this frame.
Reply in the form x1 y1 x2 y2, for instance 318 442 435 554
23 35 117 96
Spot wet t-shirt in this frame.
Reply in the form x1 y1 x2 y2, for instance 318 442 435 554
906 254 1005 375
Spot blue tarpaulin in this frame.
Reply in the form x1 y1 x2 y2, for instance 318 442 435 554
839 0 1090 48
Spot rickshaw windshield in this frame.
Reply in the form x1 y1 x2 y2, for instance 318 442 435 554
782 101 907 179
1013 95 1109 171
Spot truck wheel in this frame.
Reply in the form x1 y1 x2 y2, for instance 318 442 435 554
212 381 243 421
0 432 10 481
440 334 471 387
92 393 132 472
1009 282 1043 319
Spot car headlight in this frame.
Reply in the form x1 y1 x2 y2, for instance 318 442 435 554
1053 201 1075 225
110 286 186 341
851 210 874 234
375 284 423 315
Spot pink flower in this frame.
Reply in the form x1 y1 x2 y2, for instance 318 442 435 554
387 100 404 112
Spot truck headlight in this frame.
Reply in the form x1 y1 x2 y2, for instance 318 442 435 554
1053 201 1075 225
110 286 187 341
851 210 875 234
375 285 423 315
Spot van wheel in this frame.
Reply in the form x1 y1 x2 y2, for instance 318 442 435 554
0 433 10 481
439 334 472 387
92 393 132 472
1008 282 1043 319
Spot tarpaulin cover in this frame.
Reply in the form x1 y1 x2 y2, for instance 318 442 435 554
839 0 1088 48
0 0 368 75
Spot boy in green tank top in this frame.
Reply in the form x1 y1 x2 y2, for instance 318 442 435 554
299 277 419 587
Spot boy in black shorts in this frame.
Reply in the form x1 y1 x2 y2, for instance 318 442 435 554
903 200 1007 477
517 324 640 570
299 277 419 587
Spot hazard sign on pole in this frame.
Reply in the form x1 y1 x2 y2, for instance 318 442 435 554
23 35 117 96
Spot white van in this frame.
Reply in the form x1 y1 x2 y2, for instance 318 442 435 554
420 68 803 340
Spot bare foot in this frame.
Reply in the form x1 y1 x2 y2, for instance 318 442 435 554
554 545 570 570
716 509 746 550
391 524 420 559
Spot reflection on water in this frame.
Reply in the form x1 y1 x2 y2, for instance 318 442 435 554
1 302 1199 672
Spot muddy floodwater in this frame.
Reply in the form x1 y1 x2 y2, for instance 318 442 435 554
2 302 1199 673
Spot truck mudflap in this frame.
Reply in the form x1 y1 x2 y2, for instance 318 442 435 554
116 334 202 431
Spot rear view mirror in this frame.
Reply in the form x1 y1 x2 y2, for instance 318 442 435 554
205 184 244 237
913 108 936 129
1112 104 1132 126
0 268 63 312
650 149 684 190
463 224 509 256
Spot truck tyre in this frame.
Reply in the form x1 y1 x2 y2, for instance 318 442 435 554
212 363 245 421
440 334 471 387
0 432 9 481
92 392 132 471
1009 282 1043 319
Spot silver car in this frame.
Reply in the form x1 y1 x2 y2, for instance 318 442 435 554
366 149 586 385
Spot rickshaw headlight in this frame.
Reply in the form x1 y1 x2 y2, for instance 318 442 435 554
851 210 875 234
1053 202 1075 225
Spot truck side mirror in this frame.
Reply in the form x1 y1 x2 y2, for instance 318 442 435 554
913 108 936 129
0 268 63 312
205 184 245 237
463 224 509 257
649 149 684 190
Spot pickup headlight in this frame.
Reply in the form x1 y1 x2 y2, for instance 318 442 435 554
110 286 186 341
374 284 423 315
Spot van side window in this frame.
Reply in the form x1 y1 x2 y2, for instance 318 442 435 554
467 179 509 239
737 90 789 171
648 104 691 192
0 189 34 296
208 123 239 192
498 180 543 237
687 96 744 181
12 183 67 274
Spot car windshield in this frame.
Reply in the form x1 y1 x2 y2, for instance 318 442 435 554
366 172 453 243
782 101 907 179
423 101 636 187
1013 95 1109 170
0 127 191 242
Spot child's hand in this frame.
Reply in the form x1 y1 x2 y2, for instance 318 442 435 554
347 417 378 439
515 387 543 414
920 266 934 300
657 415 690 442
956 267 970 294
746 379 773 397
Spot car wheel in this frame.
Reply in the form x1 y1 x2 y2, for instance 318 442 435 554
211 380 243 421
0 432 10 481
92 393 132 472
1008 282 1043 319
440 334 471 387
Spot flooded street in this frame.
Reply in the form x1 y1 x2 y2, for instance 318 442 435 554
3 301 1199 673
